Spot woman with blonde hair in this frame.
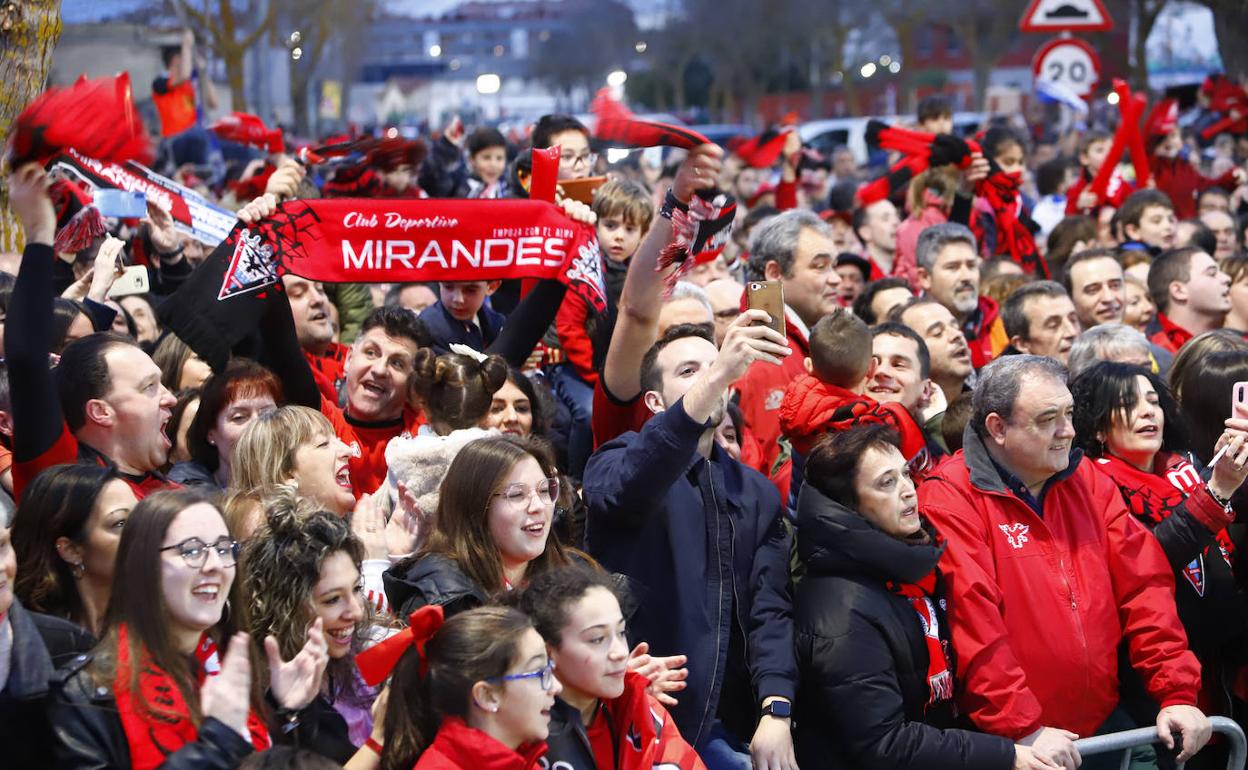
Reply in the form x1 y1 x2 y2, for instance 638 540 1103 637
230 405 356 517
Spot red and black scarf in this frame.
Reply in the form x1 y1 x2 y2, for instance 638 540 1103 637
857 121 979 206
976 166 1048 277
113 625 270 770
1095 453 1235 594
885 571 954 709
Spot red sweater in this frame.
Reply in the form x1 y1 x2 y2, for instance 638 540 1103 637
322 396 425 495
778 375 927 459
1148 312 1194 356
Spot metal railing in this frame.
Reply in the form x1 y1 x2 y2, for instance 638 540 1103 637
1072 716 1246 770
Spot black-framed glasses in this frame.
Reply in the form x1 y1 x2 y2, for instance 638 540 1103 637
492 477 560 510
487 658 557 690
160 536 240 569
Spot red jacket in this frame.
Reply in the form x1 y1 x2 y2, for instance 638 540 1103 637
1065 167 1133 215
917 430 1201 740
555 290 599 386
778 374 927 459
547 671 706 770
1148 312 1194 356
414 716 547 770
1150 155 1239 220
732 307 811 491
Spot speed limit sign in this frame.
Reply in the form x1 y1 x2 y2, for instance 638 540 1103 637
1032 37 1101 100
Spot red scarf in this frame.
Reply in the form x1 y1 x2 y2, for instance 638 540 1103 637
1088 80 1152 202
1094 453 1235 595
885 571 953 709
976 169 1048 277
113 625 270 770
239 198 606 313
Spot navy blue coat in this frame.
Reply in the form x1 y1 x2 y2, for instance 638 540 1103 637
582 399 796 748
418 299 505 355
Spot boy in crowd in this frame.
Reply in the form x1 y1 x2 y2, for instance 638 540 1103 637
418 279 504 355
1067 129 1133 215
553 179 654 476
1118 189 1178 256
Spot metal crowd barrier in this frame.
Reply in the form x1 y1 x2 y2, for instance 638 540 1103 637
1072 716 1246 770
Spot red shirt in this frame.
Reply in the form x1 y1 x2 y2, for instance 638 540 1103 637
415 717 546 770
321 396 424 495
304 342 350 404
152 76 197 138
13 424 177 501
1148 312 1193 355
591 379 652 450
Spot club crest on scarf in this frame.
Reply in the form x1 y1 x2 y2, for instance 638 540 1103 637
218 228 279 301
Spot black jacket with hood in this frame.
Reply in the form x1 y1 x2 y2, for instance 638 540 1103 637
793 485 1014 770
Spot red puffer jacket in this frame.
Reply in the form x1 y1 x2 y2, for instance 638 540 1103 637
917 430 1201 740
413 716 547 770
778 374 927 459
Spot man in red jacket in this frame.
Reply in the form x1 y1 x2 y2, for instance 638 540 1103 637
734 210 840 484
919 355 1210 769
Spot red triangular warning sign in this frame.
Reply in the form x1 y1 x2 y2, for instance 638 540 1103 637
1020 0 1113 33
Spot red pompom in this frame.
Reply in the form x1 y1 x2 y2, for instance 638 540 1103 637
9 73 152 168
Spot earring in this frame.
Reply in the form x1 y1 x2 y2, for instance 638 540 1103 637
490 706 499 713
71 562 85 580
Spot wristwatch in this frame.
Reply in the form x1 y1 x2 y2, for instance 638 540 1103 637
761 700 792 719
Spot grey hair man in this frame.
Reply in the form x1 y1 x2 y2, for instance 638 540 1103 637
747 208 842 332
919 354 1211 769
1066 324 1152 378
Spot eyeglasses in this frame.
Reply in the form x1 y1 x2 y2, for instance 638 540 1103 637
560 151 596 168
492 477 560 510
160 536 240 569
488 658 557 690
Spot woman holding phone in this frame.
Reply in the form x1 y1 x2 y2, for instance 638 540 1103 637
1072 362 1248 726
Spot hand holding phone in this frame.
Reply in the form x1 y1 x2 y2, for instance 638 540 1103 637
746 281 786 339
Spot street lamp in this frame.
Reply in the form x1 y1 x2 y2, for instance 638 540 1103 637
429 44 442 58
476 73 501 95
607 70 628 88
860 62 877 78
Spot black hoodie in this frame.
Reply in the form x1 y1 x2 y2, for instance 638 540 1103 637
793 485 1014 770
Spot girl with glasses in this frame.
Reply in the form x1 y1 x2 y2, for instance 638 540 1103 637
242 492 383 766
369 605 561 770
48 490 330 769
518 566 705 770
385 436 580 620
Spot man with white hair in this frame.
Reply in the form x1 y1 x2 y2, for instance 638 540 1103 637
915 223 1004 369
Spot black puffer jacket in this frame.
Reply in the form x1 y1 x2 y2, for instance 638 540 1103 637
382 553 490 620
46 650 256 770
793 485 1014 770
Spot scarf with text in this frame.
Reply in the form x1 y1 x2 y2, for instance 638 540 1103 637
114 625 270 770
1095 453 1235 596
885 569 954 709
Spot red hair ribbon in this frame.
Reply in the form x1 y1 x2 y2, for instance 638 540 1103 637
1089 79 1151 202
356 605 445 686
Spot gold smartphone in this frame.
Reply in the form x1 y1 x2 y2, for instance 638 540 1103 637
746 280 785 338
558 176 607 205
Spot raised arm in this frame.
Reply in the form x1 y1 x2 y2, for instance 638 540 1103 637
602 144 724 400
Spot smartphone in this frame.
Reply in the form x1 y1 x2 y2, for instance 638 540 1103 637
558 176 607 205
1235 382 1248 416
93 189 148 219
107 265 150 299
746 281 786 338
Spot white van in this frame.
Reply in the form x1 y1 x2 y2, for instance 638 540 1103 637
799 112 988 165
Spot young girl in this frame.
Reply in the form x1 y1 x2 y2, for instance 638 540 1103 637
518 566 705 770
48 490 329 769
384 436 578 619
365 605 561 770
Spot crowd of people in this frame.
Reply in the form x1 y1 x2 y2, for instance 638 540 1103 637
5 62 1248 770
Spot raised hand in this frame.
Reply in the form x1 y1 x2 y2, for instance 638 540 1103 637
266 617 330 711
201 632 253 740
672 144 725 204
627 642 688 706
8 163 56 246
